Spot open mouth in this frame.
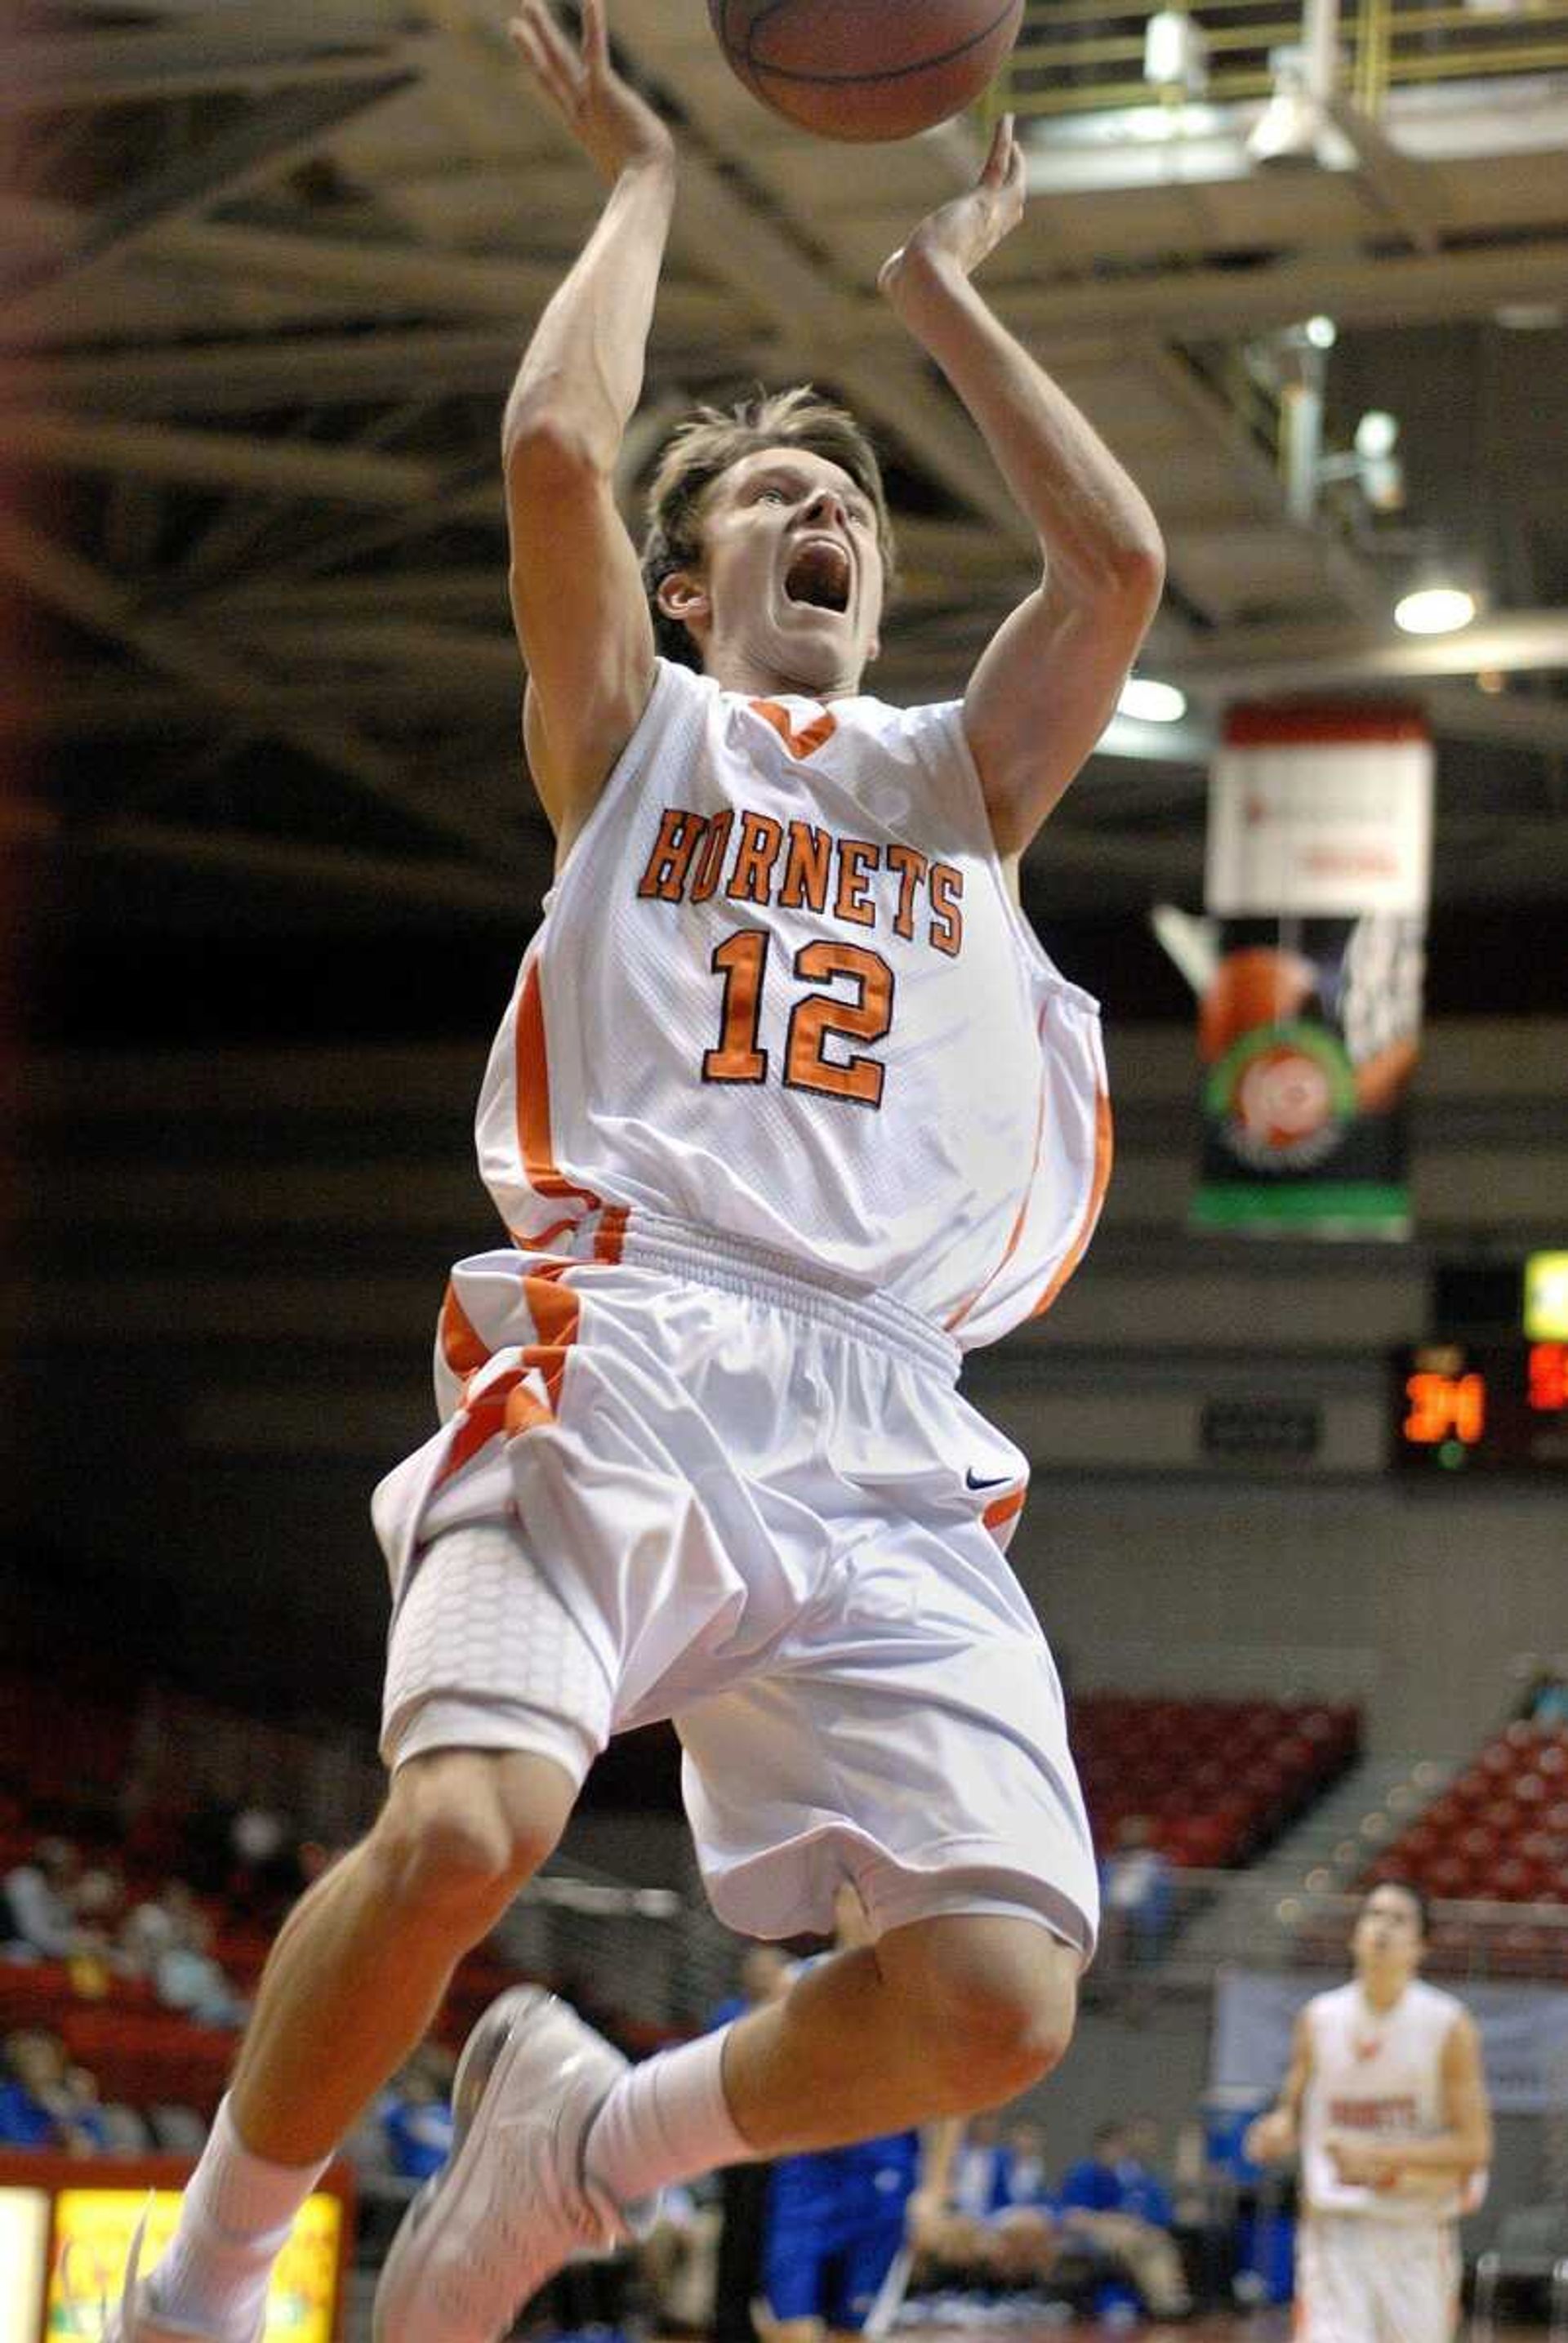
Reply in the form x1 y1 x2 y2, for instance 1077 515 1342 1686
784 537 852 613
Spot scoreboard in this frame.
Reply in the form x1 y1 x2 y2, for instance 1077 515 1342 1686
1392 1341 1568 1474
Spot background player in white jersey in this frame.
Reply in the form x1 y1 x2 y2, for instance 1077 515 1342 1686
105 5 1162 2340
1245 1881 1493 2343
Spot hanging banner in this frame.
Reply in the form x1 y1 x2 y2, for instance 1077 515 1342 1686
1213 1968 1568 2116
1195 705 1433 1237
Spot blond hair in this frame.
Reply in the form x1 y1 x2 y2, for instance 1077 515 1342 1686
640 385 895 667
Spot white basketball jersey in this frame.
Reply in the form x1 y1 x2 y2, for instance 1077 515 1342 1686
474 657 1110 1350
1302 1980 1468 2222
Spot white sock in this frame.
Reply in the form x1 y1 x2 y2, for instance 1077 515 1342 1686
147 2096 328 2341
583 2025 755 2207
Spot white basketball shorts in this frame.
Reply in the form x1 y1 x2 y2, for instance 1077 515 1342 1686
374 1214 1099 1953
1296 2215 1461 2343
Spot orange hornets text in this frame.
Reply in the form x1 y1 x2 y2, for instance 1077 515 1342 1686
637 804 965 958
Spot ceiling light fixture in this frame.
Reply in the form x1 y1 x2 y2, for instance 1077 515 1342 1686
1247 47 1325 168
1352 410 1404 513
1394 583 1477 635
1353 410 1398 460
1118 677 1188 723
1143 7 1209 93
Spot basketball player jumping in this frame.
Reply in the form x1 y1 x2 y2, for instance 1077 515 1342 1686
1246 1881 1494 2343
105 3 1163 2338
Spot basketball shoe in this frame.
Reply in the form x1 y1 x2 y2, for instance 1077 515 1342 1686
92 2205 261 2343
373 1984 657 2343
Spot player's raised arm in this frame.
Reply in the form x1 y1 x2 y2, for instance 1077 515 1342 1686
877 118 1165 861
503 0 673 854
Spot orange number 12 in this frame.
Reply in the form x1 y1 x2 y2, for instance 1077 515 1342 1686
703 927 893 1108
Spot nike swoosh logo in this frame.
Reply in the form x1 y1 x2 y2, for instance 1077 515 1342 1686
965 1469 1013 1490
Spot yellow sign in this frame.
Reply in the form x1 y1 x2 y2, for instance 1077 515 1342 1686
46 2189 341 2341
1525 1250 1568 1342
0 2187 51 2343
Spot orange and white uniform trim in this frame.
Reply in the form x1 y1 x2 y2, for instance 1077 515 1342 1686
472 658 1110 1351
368 659 1111 1951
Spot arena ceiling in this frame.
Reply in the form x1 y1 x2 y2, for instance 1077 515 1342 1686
3 0 1567 968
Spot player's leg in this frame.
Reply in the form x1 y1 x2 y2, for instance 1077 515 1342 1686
371 1905 1076 2343
1370 2221 1462 2343
764 2316 826 2343
718 1911 1076 2146
759 2249 829 2343
114 1503 614 2343
227 1745 577 2160
113 1746 574 2343
1075 2211 1191 2317
378 1272 1090 2341
833 2203 913 2340
758 2166 832 2343
1296 2215 1380 2343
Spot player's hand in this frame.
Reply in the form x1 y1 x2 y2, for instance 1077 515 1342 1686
508 0 675 185
877 115 1025 302
1325 2134 1399 2188
1244 2110 1296 2165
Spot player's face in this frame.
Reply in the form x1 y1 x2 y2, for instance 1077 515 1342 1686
1352 1884 1425 1976
669 445 885 694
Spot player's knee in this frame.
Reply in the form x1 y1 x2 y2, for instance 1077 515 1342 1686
890 1918 1078 2107
942 1976 1072 2104
372 1752 568 1932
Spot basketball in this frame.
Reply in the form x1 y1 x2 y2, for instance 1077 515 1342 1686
708 0 1026 142
1197 945 1316 1065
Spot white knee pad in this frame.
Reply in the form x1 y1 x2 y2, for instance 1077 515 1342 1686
381 1521 612 1784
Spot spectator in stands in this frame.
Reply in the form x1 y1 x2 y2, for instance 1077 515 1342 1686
999 2116 1052 2211
0 2028 109 2154
65 1865 130 1999
708 1943 795 2032
1098 1816 1174 1976
983 2117 1066 2287
1113 2115 1175 2227
1060 2123 1125 2214
143 1885 247 2030
2 1837 91 1961
381 2049 456 2183
1520 1671 1568 1729
1058 2122 1192 2321
760 2125 923 2343
948 2110 1008 2224
119 1881 182 1980
892 2109 1086 2298
228 1806 306 1922
642 2180 725 2335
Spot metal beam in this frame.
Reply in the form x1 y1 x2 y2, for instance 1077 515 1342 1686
1323 96 1442 258
2 214 728 343
5 800 532 914
0 75 415 309
1419 683 1568 757
0 671 524 738
213 618 519 682
1009 240 1568 345
0 508 517 860
1167 611 1568 697
0 323 778 415
0 21 417 111
0 412 443 505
